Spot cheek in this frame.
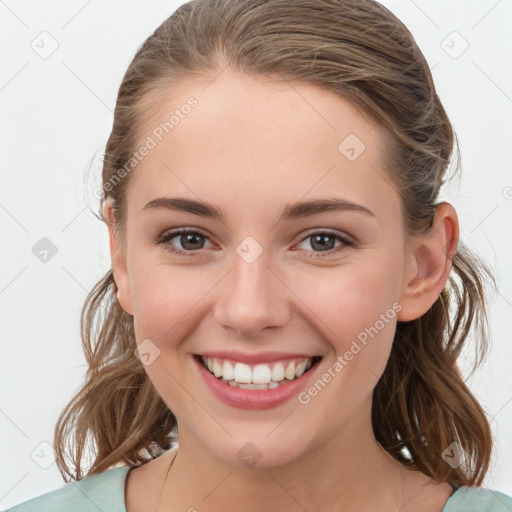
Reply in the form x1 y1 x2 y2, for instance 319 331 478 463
291 255 402 356
128 258 214 344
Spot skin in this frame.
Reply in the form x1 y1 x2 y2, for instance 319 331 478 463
103 67 459 512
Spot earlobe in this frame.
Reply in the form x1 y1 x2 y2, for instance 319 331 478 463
101 198 134 316
397 202 459 322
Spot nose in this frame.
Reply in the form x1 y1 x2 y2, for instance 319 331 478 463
213 250 290 338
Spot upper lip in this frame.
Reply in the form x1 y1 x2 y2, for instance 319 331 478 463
195 351 322 365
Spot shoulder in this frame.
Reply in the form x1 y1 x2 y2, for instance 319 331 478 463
443 485 512 512
4 466 131 512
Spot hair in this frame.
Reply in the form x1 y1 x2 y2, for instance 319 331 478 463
54 0 497 487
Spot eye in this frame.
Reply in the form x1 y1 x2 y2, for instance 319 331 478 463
295 230 354 258
156 228 213 256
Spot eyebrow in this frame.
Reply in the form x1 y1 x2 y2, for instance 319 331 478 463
142 196 376 221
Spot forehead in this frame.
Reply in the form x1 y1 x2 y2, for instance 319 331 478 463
127 68 400 224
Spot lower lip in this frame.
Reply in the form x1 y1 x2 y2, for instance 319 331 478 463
193 355 322 410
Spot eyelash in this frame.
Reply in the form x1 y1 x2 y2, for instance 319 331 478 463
156 228 355 259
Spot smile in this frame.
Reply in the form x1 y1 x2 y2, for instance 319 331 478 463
193 353 323 409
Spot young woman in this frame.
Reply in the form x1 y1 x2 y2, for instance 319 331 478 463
7 0 512 511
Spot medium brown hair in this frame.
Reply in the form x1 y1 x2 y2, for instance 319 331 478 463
54 0 496 487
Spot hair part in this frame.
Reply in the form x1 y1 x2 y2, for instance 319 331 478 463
54 0 496 486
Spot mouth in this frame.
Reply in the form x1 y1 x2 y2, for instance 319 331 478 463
193 354 323 391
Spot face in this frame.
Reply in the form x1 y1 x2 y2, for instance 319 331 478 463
104 68 454 469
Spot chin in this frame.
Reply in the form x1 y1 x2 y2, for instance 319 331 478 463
197 431 314 470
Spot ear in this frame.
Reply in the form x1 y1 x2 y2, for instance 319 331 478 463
102 198 134 316
397 202 459 322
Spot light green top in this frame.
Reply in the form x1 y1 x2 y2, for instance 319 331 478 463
5 466 512 511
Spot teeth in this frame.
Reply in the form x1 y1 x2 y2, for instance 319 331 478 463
271 362 285 381
285 361 296 380
212 359 223 378
222 360 234 380
233 362 252 384
200 355 316 385
252 364 272 384
222 377 290 390
295 361 307 378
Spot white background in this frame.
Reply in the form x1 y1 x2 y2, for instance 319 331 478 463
1 0 511 509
